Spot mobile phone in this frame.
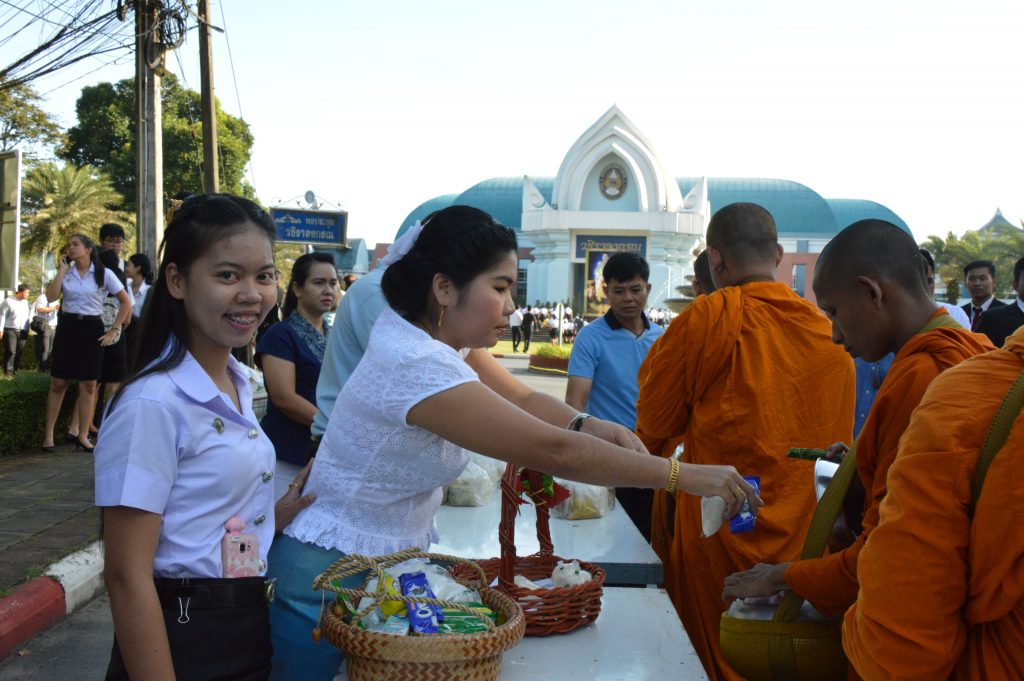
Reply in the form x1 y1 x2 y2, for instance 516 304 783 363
62 256 71 267
221 532 261 578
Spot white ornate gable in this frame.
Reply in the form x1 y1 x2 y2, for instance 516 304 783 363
551 105 684 213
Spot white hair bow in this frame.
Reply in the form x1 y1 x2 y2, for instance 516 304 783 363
378 219 424 267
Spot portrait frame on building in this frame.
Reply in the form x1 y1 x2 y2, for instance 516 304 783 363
585 248 615 318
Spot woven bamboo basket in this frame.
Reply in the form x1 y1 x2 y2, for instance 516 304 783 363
313 548 526 681
453 464 606 636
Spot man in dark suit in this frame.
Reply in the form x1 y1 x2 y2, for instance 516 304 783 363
961 259 1006 330
976 257 1024 347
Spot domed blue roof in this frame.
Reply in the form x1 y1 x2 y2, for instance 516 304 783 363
679 177 839 237
396 194 459 239
397 179 554 238
826 199 910 234
397 177 907 242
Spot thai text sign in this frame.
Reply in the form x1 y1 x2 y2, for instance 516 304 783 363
574 234 647 260
270 208 347 246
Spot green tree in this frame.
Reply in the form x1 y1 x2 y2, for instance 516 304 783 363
0 78 64 154
60 73 254 208
921 226 1024 302
20 162 130 257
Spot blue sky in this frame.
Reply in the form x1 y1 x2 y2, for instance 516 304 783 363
7 0 1024 248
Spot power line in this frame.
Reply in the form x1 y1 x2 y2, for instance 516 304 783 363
217 0 256 194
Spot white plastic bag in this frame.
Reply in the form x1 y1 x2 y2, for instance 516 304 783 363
467 452 506 486
444 461 494 507
551 480 615 520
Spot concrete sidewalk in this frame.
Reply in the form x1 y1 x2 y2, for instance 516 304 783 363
0 446 103 659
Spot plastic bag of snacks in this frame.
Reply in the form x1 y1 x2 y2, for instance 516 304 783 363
445 461 495 507
551 480 615 520
333 558 505 636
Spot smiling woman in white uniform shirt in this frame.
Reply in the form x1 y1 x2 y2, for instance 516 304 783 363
41 234 130 452
95 195 314 681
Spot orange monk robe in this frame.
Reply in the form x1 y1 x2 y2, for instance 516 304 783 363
785 310 995 618
636 281 855 681
844 325 1024 681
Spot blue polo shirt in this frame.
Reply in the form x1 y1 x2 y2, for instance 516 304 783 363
567 310 665 430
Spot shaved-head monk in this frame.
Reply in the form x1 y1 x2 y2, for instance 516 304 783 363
722 219 994 677
844 324 1024 680
692 250 716 296
636 202 856 681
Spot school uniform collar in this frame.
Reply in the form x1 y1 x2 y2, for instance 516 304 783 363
604 308 651 332
164 343 254 423
69 262 96 280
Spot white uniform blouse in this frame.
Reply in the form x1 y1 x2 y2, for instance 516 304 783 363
61 264 124 316
129 281 150 318
285 307 477 556
94 347 276 578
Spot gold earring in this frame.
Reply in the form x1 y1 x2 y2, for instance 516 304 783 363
437 305 446 329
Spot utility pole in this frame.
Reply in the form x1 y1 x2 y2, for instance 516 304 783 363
135 0 164 264
198 0 219 193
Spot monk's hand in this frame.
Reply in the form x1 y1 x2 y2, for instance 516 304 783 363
823 441 849 462
722 562 790 603
678 463 763 518
580 417 649 454
274 460 316 534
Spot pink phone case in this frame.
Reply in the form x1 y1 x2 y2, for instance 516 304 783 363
221 533 260 578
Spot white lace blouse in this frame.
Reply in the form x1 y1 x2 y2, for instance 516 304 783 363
284 307 477 555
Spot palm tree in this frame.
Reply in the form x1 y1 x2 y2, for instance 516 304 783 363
20 162 129 257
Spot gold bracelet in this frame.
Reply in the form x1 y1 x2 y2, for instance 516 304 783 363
665 458 680 493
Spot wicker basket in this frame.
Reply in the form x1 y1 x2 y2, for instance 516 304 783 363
313 548 526 681
454 464 606 637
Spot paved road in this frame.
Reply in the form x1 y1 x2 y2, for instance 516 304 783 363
0 357 567 679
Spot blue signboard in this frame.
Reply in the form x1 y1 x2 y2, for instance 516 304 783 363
574 234 647 259
270 208 347 247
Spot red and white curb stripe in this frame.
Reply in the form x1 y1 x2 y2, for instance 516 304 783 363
0 542 104 660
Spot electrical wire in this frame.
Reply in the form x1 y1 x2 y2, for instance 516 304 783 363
217 0 257 194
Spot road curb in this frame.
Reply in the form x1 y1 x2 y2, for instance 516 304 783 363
0 541 104 660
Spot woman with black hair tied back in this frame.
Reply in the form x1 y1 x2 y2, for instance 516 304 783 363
256 252 339 500
41 234 131 453
267 205 763 681
94 194 316 681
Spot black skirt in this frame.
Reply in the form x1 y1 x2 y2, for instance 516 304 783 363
99 332 127 383
50 314 104 381
105 577 272 681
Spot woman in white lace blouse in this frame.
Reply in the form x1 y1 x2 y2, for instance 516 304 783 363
266 205 763 681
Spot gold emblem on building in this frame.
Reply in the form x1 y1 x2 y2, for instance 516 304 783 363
599 163 627 200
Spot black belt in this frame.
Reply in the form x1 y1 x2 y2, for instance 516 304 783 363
58 312 101 321
154 577 275 610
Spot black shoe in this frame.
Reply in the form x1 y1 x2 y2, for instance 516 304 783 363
40 445 55 453
64 433 79 445
74 438 94 452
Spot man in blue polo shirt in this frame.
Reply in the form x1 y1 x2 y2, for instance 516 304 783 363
566 252 665 540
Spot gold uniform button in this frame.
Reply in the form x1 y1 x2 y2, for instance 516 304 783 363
248 428 259 439
254 514 266 525
213 418 225 433
261 471 273 483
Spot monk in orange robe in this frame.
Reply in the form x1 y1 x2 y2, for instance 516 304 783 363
636 202 856 681
722 219 994 677
843 325 1024 680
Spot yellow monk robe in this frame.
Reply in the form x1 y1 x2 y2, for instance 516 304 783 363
844 325 1024 681
785 310 995 618
636 281 855 681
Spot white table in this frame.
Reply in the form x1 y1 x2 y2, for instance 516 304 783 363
432 495 663 586
334 587 709 681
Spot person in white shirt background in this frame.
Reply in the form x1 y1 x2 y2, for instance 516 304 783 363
0 284 32 375
30 285 60 372
40 235 131 453
95 193 314 681
123 252 154 360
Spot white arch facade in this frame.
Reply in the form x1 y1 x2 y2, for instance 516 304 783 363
523 106 708 310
